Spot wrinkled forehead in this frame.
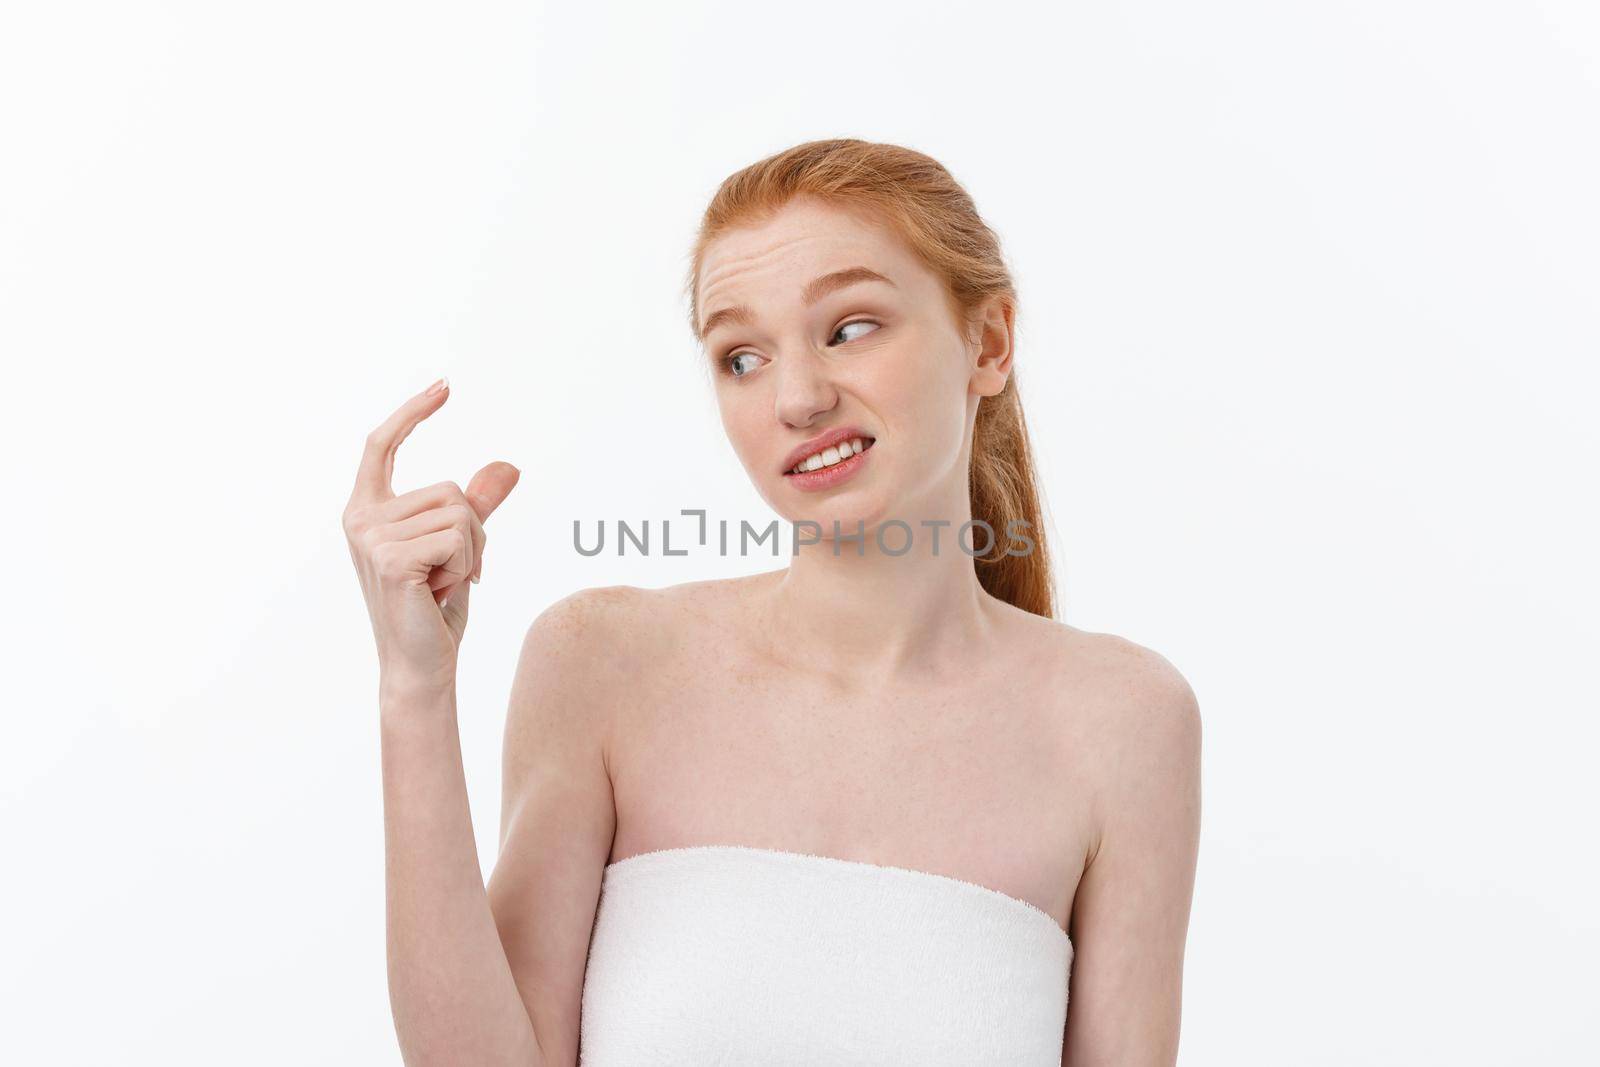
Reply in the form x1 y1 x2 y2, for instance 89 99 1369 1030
695 199 911 322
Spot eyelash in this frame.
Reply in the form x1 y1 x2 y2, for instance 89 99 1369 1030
719 318 880 378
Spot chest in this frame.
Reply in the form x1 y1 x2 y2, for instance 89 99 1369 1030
606 651 1094 932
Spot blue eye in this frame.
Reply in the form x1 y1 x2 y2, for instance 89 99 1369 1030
722 319 879 378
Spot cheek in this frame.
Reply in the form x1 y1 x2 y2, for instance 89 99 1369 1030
872 346 970 453
716 392 769 467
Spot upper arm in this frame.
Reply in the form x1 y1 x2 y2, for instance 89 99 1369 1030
1063 643 1202 1067
485 587 634 1067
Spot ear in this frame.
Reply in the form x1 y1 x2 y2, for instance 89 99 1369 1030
967 295 1015 398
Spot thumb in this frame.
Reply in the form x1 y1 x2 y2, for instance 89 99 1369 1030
464 460 521 523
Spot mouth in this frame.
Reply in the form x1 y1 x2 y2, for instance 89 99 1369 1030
781 434 876 492
782 434 876 476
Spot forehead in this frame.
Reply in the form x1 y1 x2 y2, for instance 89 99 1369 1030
696 197 921 317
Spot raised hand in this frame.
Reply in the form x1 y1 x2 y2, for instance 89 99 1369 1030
341 378 521 690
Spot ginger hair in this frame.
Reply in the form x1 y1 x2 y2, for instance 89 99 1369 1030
684 138 1057 618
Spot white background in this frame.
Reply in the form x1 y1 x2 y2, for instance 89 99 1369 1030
3 2 1596 1063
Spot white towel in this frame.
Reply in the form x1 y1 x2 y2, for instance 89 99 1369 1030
579 845 1073 1066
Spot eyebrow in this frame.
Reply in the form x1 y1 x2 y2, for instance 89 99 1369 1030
698 266 897 341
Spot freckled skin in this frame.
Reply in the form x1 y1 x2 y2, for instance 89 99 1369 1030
697 195 982 539
486 194 1201 1067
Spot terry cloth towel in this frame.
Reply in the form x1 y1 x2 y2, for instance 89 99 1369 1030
578 844 1073 1065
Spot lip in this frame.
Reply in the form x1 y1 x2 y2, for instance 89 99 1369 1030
779 426 875 476
784 440 873 492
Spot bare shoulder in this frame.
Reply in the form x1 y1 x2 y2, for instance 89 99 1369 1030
524 582 656 650
994 602 1199 725
995 604 1201 798
571 571 778 647
1058 625 1200 732
514 573 766 696
503 585 660 770
1043 623 1202 867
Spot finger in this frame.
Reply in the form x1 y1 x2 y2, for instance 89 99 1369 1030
365 459 515 532
376 504 482 577
463 462 518 583
373 482 489 584
380 479 480 524
406 526 472 592
464 463 518 585
439 572 472 613
463 461 521 524
352 377 450 505
434 505 485 587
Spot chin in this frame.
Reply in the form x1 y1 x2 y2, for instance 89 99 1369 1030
781 493 892 537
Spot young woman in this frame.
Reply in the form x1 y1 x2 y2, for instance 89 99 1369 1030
344 138 1201 1066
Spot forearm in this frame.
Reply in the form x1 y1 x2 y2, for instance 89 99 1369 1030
379 677 542 1067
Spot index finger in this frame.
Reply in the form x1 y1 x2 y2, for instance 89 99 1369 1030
352 377 450 504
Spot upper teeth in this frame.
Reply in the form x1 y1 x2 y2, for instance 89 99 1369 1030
793 437 870 474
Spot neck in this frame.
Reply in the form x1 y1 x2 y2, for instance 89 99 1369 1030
758 482 1002 687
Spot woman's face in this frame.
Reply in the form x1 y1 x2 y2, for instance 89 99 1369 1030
696 196 1010 534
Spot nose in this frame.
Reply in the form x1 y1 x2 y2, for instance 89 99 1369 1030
773 348 838 429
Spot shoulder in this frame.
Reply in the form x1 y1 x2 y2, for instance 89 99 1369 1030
1003 602 1199 733
1064 627 1200 733
507 576 766 762
518 573 767 678
1046 626 1201 858
505 585 657 751
992 601 1200 731
524 582 655 650
1005 608 1201 801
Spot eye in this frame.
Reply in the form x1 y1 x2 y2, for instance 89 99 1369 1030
719 318 881 378
728 352 763 378
832 319 879 345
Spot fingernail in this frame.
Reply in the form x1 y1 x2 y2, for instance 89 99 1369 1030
426 376 448 396
469 572 480 584
440 593 451 609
